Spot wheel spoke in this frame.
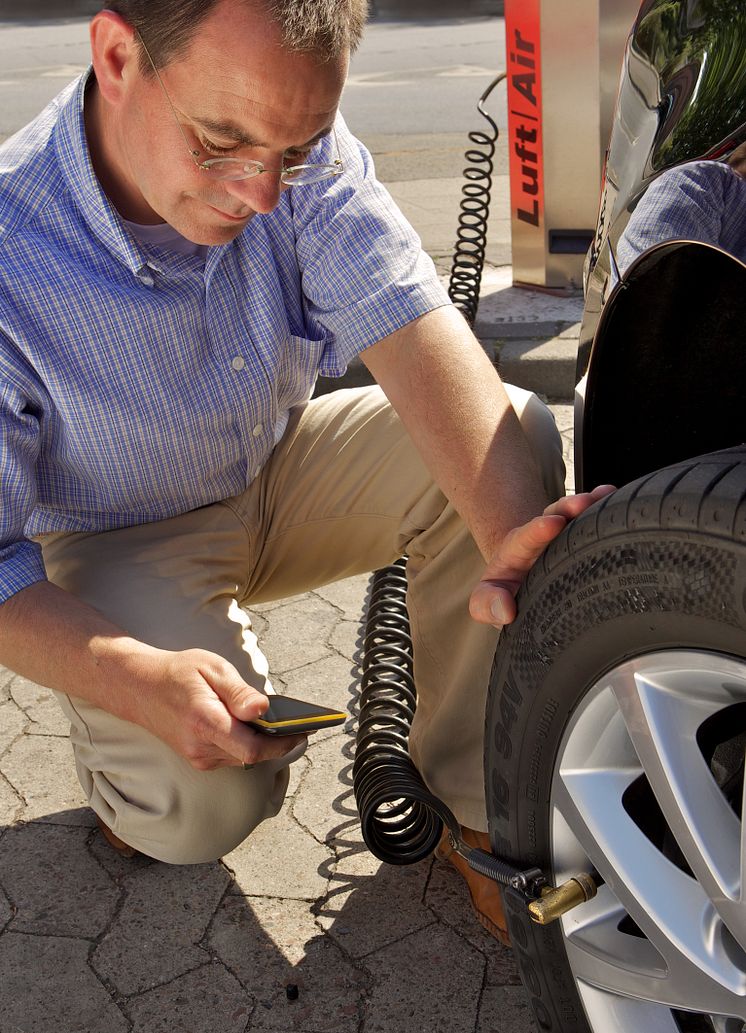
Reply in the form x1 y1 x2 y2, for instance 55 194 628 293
607 655 746 948
575 980 688 1033
554 769 746 1014
548 650 746 1024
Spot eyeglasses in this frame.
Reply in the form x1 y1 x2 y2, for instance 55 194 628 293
136 32 344 185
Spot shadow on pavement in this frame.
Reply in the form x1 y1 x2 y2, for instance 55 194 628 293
0 577 524 1032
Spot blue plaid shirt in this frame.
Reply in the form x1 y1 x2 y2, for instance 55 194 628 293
0 72 449 604
616 160 746 274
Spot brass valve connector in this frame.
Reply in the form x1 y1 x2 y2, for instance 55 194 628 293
527 874 597 925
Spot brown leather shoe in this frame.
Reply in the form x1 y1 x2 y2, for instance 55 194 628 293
435 825 511 946
95 814 138 859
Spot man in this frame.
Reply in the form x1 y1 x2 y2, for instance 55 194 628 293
0 0 605 943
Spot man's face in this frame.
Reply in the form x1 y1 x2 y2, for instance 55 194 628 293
95 0 348 244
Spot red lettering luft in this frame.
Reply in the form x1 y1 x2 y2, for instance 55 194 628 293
505 0 544 230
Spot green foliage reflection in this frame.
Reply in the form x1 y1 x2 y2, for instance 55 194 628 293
634 0 746 170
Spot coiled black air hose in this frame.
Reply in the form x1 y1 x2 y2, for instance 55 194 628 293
448 73 506 328
352 77 545 896
352 559 457 865
352 562 543 893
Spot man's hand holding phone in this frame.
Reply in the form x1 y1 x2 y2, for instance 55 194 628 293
116 644 310 771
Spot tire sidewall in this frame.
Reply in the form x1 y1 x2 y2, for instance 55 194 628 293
486 526 746 1032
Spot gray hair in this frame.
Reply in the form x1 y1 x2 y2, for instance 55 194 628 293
100 0 368 71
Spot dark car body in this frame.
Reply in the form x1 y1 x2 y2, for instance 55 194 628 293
575 0 746 493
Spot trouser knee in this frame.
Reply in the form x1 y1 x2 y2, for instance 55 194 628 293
86 760 291 865
505 383 566 502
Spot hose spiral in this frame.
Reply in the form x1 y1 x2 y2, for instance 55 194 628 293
448 73 506 328
352 559 461 865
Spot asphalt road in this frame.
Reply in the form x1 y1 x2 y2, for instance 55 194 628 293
0 13 509 180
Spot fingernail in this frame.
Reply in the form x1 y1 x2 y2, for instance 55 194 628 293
490 598 506 624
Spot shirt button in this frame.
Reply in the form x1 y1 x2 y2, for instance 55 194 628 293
139 273 154 286
231 356 245 371
252 423 263 438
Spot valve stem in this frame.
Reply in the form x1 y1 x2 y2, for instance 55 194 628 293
527 874 597 924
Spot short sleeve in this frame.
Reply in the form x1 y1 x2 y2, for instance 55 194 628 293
289 118 451 376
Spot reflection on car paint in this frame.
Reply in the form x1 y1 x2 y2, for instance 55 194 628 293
579 0 746 379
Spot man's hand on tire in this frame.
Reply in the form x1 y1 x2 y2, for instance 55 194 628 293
470 485 616 629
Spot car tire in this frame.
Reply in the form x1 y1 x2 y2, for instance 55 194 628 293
485 445 746 1033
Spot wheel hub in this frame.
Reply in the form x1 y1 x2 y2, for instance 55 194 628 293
550 650 746 1032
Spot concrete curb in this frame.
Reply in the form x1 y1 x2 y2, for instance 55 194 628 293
492 335 578 400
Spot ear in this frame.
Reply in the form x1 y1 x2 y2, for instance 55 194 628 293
89 10 140 108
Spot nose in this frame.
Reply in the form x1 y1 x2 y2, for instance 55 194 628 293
225 171 284 216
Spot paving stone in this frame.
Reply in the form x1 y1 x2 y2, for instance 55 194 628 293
1 735 93 825
291 733 357 844
0 772 22 825
209 894 364 1032
548 402 574 435
476 266 584 327
316 837 433 959
251 1028 334 1033
249 592 313 615
0 665 15 701
312 575 370 621
286 752 311 799
271 673 289 695
225 808 333 900
280 654 358 740
328 618 363 664
88 823 157 880
0 698 27 755
0 823 118 937
0 932 128 1033
92 861 230 996
561 437 575 492
425 856 520 977
0 881 13 932
247 609 269 639
363 922 485 1033
260 597 339 674
128 961 251 1033
477 983 537 1033
9 677 69 735
548 403 576 492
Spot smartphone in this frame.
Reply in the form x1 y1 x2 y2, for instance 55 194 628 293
248 694 347 736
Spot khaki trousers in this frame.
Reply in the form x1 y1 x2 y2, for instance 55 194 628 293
40 385 564 863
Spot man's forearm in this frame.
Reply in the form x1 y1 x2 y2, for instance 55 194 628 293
0 580 151 722
361 306 547 560
0 579 306 769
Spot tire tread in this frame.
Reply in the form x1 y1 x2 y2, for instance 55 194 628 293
572 447 746 556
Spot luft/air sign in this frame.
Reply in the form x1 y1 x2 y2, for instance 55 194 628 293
506 0 544 231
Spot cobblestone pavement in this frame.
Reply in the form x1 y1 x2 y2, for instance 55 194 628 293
0 405 573 1033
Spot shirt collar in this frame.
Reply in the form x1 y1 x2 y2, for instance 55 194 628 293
53 67 153 278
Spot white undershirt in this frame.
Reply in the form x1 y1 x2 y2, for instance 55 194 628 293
123 218 210 261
